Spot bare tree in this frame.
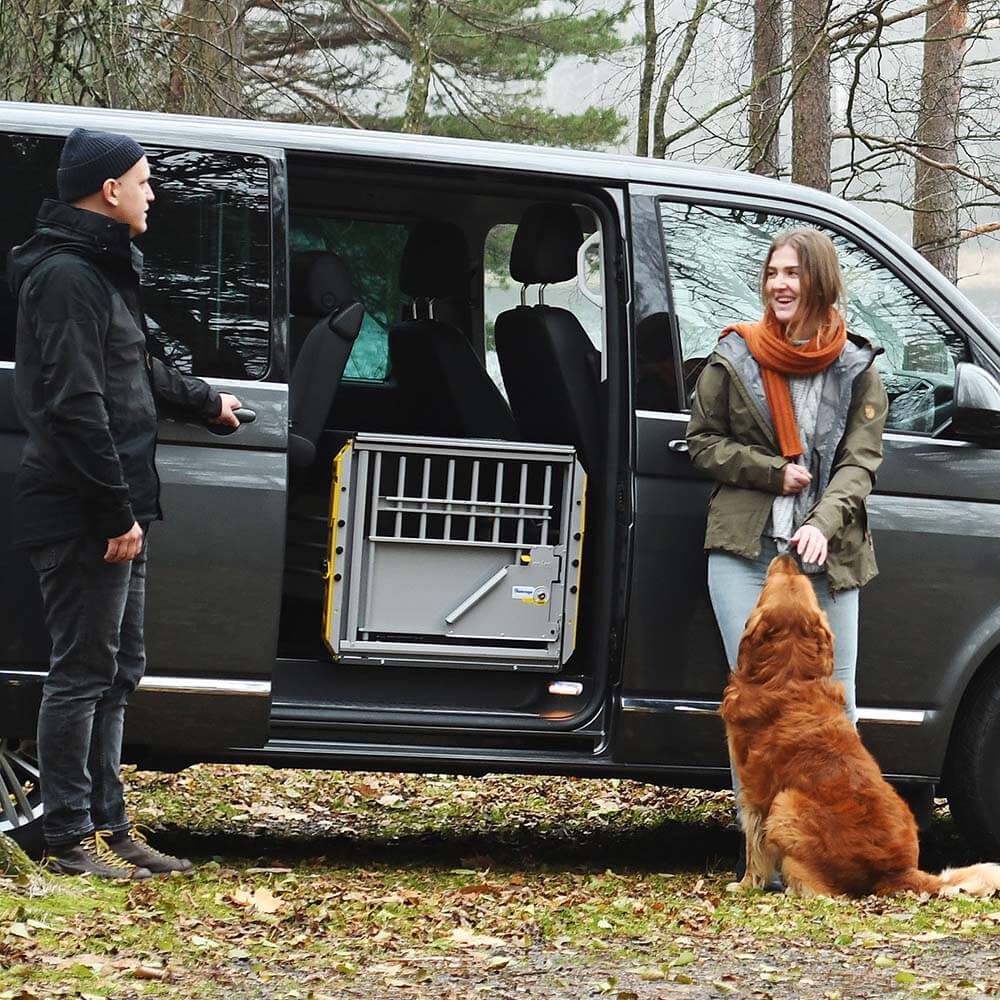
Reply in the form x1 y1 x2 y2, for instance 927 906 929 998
635 0 658 156
166 0 248 117
791 0 832 191
912 1 969 282
749 0 782 177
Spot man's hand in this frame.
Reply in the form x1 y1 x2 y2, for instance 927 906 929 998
782 462 812 495
790 524 828 566
212 392 243 429
105 521 144 563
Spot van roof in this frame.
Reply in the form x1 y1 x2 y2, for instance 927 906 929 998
0 100 839 206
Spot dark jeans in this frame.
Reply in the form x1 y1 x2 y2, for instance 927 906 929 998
29 533 147 848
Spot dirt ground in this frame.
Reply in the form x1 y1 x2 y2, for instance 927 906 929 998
1 768 997 999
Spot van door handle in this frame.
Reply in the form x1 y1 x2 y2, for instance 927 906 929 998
668 439 689 453
207 407 257 436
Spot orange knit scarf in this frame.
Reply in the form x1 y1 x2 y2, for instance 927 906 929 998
722 309 846 459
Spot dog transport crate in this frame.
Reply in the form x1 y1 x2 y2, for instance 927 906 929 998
323 433 586 670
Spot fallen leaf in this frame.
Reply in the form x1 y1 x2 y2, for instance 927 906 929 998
450 927 507 948
132 966 168 981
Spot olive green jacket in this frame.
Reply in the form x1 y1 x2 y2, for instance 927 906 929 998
685 333 888 593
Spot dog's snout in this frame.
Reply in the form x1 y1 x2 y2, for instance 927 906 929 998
768 554 801 577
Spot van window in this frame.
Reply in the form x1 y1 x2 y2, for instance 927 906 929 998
142 149 271 380
656 201 969 434
290 216 408 382
0 134 272 380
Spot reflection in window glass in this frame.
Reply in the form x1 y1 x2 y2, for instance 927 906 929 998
141 148 271 380
0 135 272 379
290 216 407 381
658 201 968 432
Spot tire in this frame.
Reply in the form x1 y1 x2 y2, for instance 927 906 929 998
945 659 1000 856
0 738 45 859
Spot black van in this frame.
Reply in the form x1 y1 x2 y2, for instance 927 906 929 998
2 102 1000 856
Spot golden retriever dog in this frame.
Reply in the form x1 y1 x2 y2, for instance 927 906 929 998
721 554 1000 897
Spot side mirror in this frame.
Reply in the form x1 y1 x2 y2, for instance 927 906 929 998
952 362 1000 443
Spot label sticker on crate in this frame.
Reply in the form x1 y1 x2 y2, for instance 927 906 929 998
512 585 549 605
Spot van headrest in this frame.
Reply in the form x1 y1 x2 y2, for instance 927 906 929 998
400 221 469 299
290 251 355 317
510 204 584 285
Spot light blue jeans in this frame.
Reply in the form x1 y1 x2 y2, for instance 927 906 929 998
708 537 859 805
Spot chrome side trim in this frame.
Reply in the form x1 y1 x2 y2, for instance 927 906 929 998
856 707 927 726
0 669 269 698
635 409 689 422
620 697 927 725
138 676 271 697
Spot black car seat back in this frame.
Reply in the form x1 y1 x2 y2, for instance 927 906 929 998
388 220 517 440
288 250 363 466
494 203 601 470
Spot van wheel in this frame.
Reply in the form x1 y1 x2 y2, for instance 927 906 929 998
945 662 1000 855
0 738 44 858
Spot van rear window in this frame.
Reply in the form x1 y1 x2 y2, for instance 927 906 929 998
289 215 408 382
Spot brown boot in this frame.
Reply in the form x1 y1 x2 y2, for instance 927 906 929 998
47 831 153 880
105 828 193 875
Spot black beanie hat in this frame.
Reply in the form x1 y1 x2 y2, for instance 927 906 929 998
57 127 147 203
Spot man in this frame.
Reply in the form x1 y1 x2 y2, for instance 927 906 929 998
8 128 243 879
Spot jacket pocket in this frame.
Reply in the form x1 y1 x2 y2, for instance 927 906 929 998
28 539 72 573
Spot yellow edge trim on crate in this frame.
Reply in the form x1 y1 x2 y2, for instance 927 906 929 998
322 440 354 660
571 469 587 652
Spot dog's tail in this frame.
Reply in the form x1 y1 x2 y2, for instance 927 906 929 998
936 863 1000 896
877 863 1000 897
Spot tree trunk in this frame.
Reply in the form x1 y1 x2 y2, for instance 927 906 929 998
748 0 782 177
167 0 246 116
635 0 657 157
791 0 831 191
912 1 967 284
402 0 432 134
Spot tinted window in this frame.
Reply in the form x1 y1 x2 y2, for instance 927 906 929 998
0 133 271 379
290 216 407 381
656 201 969 434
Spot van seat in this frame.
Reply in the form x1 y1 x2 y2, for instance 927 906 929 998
388 221 518 440
494 204 601 470
287 251 362 466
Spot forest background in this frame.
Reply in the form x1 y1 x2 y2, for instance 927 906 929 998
0 0 997 322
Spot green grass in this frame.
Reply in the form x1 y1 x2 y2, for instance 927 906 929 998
1 769 998 998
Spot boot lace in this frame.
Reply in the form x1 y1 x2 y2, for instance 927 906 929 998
83 831 137 873
129 825 183 865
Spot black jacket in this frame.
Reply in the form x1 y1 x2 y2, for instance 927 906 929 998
9 199 221 547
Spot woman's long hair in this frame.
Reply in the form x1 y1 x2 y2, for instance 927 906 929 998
760 228 845 345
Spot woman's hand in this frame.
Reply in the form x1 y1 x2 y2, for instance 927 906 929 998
791 524 828 566
782 462 812 495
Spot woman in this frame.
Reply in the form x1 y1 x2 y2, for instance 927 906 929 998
686 228 888 871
